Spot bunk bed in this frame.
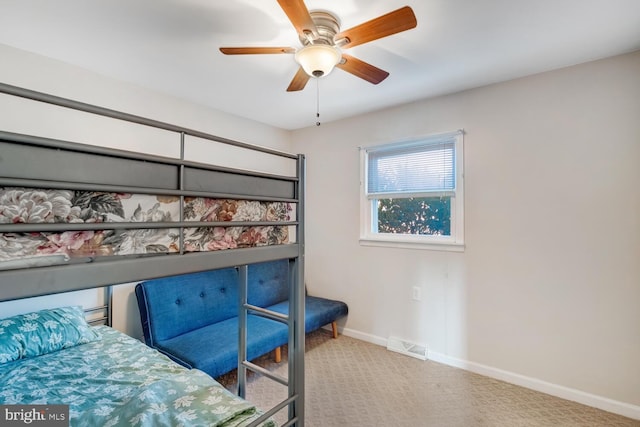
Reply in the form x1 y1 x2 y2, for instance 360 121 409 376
0 83 306 427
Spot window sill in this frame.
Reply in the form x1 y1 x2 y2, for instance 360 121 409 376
359 237 465 252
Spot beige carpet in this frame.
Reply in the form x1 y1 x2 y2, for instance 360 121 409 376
217 330 639 427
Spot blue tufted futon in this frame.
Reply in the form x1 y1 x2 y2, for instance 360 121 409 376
135 259 348 379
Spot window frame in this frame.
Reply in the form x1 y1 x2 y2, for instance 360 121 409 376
359 130 465 252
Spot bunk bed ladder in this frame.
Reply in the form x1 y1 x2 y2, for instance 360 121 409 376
237 155 306 427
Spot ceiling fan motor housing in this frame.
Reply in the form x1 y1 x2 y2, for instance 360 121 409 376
299 11 341 47
294 11 343 78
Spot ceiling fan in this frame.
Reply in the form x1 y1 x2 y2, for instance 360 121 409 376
220 1 417 92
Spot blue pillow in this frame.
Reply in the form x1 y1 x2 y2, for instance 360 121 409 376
0 306 101 364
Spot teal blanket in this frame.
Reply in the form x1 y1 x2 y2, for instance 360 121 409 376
0 326 275 427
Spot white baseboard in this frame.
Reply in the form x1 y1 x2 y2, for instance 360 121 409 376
333 327 640 421
337 326 388 347
427 350 640 421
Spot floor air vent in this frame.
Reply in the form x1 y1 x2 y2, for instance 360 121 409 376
386 336 427 361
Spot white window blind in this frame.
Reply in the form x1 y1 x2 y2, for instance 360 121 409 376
366 137 456 198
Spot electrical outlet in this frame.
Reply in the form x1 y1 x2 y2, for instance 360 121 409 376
412 286 421 301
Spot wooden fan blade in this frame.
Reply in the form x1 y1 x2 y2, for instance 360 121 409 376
287 67 311 92
277 0 318 38
336 53 389 85
335 6 417 49
220 47 295 55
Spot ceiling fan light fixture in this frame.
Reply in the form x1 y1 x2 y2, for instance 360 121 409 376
295 44 341 78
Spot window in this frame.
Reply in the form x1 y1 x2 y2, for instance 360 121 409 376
360 130 464 251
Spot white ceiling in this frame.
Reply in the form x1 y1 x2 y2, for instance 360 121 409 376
1 0 639 130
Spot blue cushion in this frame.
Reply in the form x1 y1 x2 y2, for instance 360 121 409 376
155 315 288 379
136 268 238 343
267 296 348 333
248 259 289 307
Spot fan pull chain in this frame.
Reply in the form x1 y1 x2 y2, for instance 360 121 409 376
316 78 321 126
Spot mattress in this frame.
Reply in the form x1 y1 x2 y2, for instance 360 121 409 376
0 325 275 427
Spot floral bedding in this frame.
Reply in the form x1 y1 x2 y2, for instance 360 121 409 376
0 325 275 427
0 187 292 268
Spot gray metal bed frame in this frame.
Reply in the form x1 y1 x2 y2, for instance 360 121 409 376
84 286 113 327
0 83 306 427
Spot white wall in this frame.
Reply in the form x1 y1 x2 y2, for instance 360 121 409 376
0 44 294 338
291 51 640 415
